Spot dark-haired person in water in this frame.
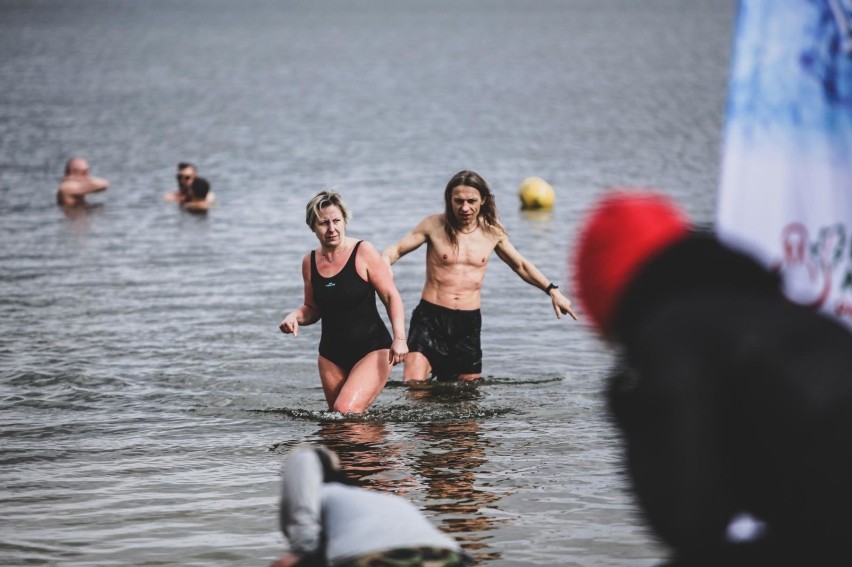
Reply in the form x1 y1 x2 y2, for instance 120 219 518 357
280 190 407 414
382 170 577 383
164 162 215 211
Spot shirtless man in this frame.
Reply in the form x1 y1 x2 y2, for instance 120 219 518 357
382 170 577 383
164 162 215 211
56 157 109 207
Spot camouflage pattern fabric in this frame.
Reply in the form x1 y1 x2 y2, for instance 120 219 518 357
335 546 468 567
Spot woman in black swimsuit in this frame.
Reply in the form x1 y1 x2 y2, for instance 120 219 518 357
280 191 408 414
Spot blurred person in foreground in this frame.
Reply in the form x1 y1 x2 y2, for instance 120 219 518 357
381 170 577 384
56 157 109 207
572 191 852 566
279 191 407 413
164 161 215 211
270 445 471 567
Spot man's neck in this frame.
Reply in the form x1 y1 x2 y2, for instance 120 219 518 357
457 217 480 235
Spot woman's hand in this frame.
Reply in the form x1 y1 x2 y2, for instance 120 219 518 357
279 313 299 336
388 337 408 366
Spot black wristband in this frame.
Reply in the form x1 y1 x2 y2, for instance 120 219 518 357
545 282 558 293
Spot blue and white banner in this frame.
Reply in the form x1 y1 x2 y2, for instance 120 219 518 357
717 0 852 326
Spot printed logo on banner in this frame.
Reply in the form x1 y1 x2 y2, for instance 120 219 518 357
776 221 852 317
717 0 852 328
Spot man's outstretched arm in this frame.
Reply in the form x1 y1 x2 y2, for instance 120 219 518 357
494 236 578 320
59 176 110 197
381 215 436 266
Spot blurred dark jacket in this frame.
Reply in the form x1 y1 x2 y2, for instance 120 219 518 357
607 233 852 566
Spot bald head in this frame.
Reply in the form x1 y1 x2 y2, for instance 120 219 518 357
57 157 108 206
65 157 90 177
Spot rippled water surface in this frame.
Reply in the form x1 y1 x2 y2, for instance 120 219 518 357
1 0 735 565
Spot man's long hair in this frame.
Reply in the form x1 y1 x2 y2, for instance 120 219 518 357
443 170 504 248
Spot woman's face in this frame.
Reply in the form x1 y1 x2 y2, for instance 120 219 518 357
313 204 346 248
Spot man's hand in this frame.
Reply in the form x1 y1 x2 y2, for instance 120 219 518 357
551 290 578 320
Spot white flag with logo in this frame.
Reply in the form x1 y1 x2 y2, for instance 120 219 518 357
717 0 852 327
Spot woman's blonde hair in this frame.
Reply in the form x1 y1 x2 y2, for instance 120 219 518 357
305 190 351 229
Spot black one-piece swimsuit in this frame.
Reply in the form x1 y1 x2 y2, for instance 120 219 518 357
311 241 392 372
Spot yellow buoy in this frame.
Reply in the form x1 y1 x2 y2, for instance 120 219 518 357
518 176 556 210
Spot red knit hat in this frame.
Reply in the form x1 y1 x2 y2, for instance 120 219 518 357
572 190 691 334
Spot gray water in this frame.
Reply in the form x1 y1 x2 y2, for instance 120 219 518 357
0 1 736 565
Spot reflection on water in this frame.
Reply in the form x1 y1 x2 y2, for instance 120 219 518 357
312 420 417 492
413 419 502 562
518 209 554 224
268 419 416 492
405 384 502 562
404 380 484 405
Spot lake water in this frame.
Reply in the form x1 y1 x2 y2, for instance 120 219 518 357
0 0 736 565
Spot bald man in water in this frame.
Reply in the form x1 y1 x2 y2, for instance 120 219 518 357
382 170 577 384
56 157 109 206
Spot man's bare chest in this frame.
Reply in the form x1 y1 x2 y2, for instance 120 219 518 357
428 236 495 268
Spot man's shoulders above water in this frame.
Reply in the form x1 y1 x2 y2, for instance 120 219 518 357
414 212 444 234
56 176 109 206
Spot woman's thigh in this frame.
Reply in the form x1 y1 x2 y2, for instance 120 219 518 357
333 349 391 413
317 356 347 410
